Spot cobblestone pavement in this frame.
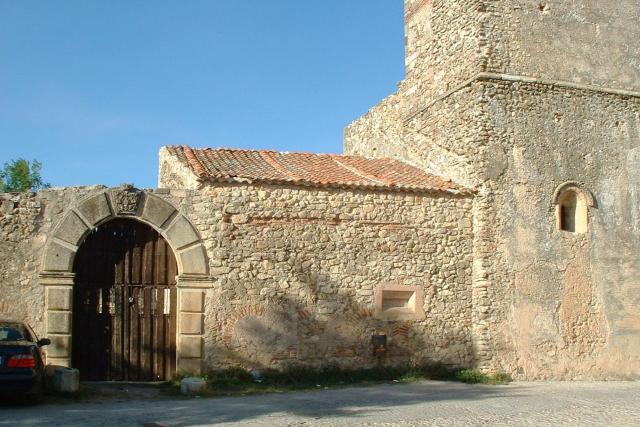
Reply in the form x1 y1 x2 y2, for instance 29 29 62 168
1 381 639 426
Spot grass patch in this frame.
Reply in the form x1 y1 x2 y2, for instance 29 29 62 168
169 364 511 397
455 369 512 385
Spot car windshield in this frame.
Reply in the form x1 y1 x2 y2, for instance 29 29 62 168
0 323 31 342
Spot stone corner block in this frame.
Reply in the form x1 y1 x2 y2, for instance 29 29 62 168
179 244 208 276
45 358 71 368
179 335 203 359
54 212 89 246
177 358 202 376
47 287 73 311
180 313 204 335
76 192 112 226
47 312 72 334
43 242 76 272
180 290 204 313
46 335 71 358
166 215 200 250
141 194 177 229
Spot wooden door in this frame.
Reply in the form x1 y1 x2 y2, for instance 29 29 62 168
72 219 177 381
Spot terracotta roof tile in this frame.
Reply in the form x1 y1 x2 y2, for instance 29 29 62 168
164 145 470 195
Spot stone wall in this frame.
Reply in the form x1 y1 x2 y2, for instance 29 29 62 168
0 187 104 334
483 81 640 379
402 0 486 113
489 0 640 92
0 183 475 372
189 184 474 370
344 0 640 379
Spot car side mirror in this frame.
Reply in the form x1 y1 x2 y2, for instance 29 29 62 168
38 338 51 347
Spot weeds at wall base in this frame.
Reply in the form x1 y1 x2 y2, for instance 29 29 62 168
168 364 512 397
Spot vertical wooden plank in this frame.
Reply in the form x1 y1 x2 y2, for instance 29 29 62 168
144 229 155 381
123 222 131 286
156 239 167 286
132 226 142 285
166 242 177 286
129 286 138 381
153 237 165 381
114 225 123 287
111 286 122 380
142 227 153 285
153 287 163 380
140 287 151 381
139 227 151 381
169 287 177 378
162 286 173 379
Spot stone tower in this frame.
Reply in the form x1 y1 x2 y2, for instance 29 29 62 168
346 0 640 379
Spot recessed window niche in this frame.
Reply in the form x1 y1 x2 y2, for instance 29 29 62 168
374 285 424 321
553 182 595 234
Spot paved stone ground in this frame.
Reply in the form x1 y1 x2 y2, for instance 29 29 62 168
1 381 639 426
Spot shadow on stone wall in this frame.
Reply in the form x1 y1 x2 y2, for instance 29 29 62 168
204 262 473 372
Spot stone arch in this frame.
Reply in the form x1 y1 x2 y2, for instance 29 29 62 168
41 186 208 278
39 186 210 375
553 182 595 234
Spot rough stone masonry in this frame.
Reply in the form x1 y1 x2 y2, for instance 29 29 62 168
346 0 640 379
1 0 639 380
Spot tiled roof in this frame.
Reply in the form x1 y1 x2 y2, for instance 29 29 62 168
164 145 470 195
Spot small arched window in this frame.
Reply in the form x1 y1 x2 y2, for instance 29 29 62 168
553 183 594 234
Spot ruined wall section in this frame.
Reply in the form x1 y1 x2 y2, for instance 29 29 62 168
0 187 105 334
346 83 485 190
483 80 640 379
158 146 201 189
344 93 406 160
190 183 475 371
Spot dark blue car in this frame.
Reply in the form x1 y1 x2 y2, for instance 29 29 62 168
0 320 50 399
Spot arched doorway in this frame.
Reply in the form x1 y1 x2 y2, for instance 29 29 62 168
72 218 178 381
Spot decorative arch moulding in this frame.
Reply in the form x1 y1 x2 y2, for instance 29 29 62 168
39 186 211 279
552 181 596 208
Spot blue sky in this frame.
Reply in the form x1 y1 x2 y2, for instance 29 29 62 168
0 1 404 188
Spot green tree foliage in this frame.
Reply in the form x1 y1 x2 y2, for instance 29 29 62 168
0 159 51 192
